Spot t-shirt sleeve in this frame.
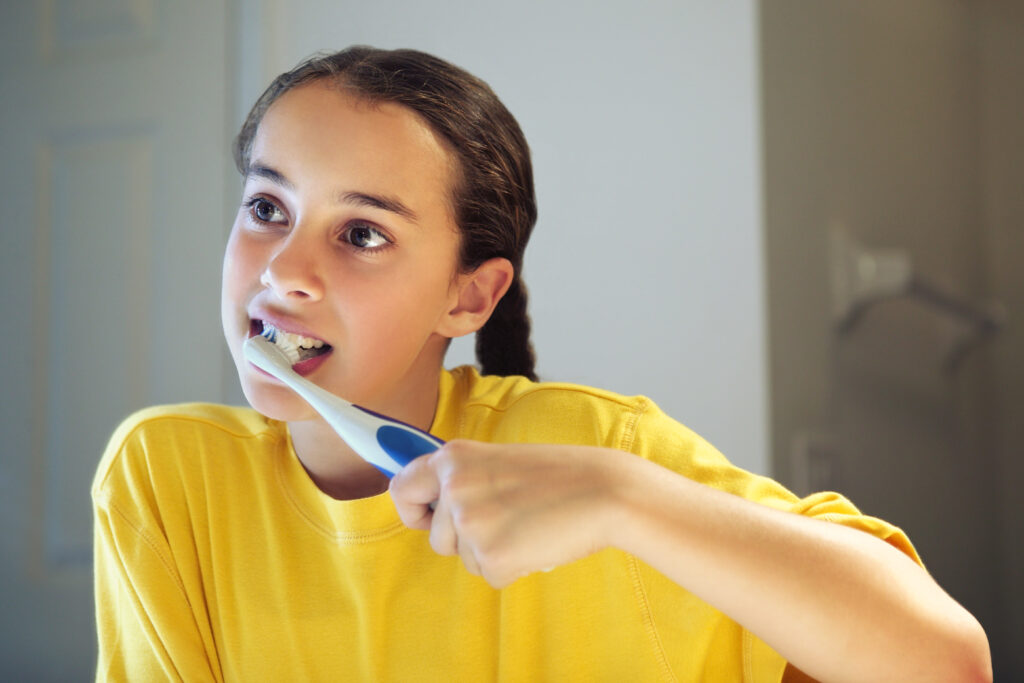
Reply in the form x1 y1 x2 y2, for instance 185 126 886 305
92 412 221 682
625 397 921 564
623 398 923 682
785 490 922 566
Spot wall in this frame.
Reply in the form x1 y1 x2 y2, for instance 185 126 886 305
0 1 232 678
979 1 1024 676
231 0 771 474
762 1 1022 677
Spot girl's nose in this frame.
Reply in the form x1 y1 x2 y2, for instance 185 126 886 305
260 232 325 301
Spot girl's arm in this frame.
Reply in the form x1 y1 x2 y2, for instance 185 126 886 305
390 440 991 683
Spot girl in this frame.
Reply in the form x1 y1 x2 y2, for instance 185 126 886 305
93 46 990 682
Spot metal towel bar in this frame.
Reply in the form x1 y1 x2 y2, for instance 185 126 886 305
830 228 1005 370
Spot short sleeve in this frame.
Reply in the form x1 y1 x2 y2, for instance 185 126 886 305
93 411 222 682
624 398 924 681
787 491 923 566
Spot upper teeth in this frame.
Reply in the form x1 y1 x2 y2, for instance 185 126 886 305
262 323 325 349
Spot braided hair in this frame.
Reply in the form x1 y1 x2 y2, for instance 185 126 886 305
234 46 538 380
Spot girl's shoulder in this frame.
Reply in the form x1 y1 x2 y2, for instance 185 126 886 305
106 403 280 444
438 366 662 449
439 365 735 480
445 364 652 411
93 403 286 501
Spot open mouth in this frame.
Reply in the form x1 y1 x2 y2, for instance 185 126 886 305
250 320 333 365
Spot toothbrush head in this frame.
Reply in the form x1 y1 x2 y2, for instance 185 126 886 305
258 323 301 365
244 335 297 380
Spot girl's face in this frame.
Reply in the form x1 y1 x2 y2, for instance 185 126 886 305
222 82 465 422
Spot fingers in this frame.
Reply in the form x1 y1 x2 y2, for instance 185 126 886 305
389 451 441 531
426 495 457 556
391 440 610 589
391 442 484 571
456 532 483 578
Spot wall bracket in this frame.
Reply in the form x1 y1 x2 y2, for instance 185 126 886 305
830 228 1005 371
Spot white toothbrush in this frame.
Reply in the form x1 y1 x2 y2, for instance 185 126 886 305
243 335 444 477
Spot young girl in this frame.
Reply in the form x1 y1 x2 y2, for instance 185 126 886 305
93 46 990 682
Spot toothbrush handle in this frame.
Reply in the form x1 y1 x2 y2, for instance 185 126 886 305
375 424 444 469
352 405 445 470
288 377 444 476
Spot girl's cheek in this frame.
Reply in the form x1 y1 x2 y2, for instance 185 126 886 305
224 232 265 287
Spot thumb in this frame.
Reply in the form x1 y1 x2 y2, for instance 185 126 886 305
389 453 440 530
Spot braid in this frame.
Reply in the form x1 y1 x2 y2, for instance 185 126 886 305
475 275 537 381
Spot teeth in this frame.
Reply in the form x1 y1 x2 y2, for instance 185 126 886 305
259 322 327 364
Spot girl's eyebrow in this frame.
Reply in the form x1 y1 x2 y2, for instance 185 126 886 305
340 191 419 224
247 163 293 188
247 163 419 224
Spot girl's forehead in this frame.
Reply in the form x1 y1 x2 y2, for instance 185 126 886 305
251 82 459 218
257 83 451 167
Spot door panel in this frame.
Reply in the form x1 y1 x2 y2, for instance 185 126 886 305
1 2 230 678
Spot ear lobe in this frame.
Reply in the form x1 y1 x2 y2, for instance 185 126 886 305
438 257 514 338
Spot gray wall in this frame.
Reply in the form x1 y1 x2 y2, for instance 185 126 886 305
762 1 1023 677
980 1 1024 675
232 0 771 475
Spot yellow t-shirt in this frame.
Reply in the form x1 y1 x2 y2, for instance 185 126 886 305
93 366 920 682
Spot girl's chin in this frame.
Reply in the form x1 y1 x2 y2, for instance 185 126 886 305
241 380 319 422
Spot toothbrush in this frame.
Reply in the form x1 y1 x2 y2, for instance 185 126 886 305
243 335 444 477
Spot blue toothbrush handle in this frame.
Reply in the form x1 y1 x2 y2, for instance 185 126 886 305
375 424 444 470
352 405 445 477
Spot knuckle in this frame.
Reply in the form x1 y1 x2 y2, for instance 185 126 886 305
438 460 485 501
439 439 485 466
429 528 455 557
438 439 468 461
475 540 510 577
444 438 472 453
432 444 467 482
450 499 496 537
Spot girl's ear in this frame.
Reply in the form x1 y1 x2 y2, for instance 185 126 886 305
437 257 514 338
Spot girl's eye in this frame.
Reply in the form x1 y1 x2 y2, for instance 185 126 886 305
246 197 286 224
345 223 390 250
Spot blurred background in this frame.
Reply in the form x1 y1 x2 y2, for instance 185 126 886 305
1 0 1020 679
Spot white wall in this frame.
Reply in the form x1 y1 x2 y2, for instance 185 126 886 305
0 2 231 678
232 0 770 474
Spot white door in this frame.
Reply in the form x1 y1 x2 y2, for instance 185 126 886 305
0 2 231 677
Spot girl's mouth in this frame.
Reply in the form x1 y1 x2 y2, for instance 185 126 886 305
249 319 333 366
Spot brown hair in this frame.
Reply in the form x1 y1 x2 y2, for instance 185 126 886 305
233 46 538 380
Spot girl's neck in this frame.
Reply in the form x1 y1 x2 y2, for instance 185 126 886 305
288 420 390 500
286 369 442 501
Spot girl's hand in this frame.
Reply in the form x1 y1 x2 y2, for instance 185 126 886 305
389 440 630 588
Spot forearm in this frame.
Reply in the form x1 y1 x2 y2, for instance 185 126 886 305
607 455 991 683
